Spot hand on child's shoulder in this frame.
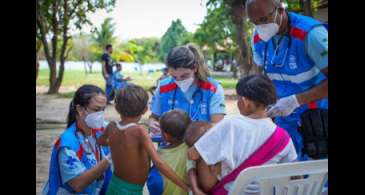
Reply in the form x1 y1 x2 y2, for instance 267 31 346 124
106 121 118 135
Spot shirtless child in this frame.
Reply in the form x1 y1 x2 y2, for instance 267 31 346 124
102 85 188 195
184 121 217 195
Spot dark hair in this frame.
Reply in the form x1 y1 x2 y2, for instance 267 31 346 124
114 85 149 117
166 44 209 81
105 44 112 50
236 74 277 107
184 121 211 147
116 63 121 68
160 109 191 142
67 85 105 128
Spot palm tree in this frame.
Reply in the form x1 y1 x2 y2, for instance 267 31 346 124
93 17 117 49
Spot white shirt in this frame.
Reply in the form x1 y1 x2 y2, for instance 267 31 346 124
194 114 297 194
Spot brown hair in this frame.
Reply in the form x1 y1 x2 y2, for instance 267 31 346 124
160 109 191 142
184 121 212 147
114 85 149 117
166 43 210 81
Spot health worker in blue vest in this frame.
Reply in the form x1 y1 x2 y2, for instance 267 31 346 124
148 44 226 135
42 85 113 195
246 0 328 160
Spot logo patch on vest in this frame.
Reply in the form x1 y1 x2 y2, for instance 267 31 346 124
288 55 298 70
66 156 79 170
200 103 208 115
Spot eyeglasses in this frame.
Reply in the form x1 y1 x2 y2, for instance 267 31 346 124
251 8 277 25
84 106 105 114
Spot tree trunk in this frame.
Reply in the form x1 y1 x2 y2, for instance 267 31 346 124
300 0 313 16
231 2 252 78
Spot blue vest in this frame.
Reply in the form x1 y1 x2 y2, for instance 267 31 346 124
158 77 219 122
43 122 112 195
253 12 328 123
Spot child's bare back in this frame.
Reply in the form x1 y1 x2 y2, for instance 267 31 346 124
108 122 151 185
103 85 188 193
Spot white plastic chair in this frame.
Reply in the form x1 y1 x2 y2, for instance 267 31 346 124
228 159 328 195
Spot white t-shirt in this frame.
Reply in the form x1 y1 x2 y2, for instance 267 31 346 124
194 114 297 194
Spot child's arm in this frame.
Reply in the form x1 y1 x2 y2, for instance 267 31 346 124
188 168 206 195
139 127 189 191
96 123 112 146
188 146 201 161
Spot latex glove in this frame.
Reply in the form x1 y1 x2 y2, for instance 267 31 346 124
105 154 113 165
267 95 300 117
149 119 161 135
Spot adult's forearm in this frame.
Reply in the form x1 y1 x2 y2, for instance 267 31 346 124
297 79 328 105
68 159 110 192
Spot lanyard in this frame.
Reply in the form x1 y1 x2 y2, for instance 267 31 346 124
263 12 292 72
76 131 100 163
264 35 292 70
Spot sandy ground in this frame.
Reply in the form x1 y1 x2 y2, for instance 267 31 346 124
36 86 239 194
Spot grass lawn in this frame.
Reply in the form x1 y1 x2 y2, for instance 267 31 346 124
37 69 238 97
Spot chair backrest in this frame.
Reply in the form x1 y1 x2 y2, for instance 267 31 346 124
228 159 328 195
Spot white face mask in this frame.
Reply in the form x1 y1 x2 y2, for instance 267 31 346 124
84 111 105 129
175 77 194 93
255 10 283 42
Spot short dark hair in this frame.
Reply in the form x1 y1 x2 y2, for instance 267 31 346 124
160 109 191 142
105 44 112 50
116 63 121 68
114 85 149 117
236 74 277 107
184 121 211 147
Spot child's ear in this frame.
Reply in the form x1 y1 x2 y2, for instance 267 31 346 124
161 131 171 141
142 106 148 114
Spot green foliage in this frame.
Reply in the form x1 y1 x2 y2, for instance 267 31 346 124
129 38 160 64
193 4 236 59
159 19 190 61
92 17 117 49
36 0 116 93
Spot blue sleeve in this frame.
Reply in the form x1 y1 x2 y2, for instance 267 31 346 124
251 36 264 67
209 84 226 115
306 26 328 70
150 86 162 117
58 148 87 184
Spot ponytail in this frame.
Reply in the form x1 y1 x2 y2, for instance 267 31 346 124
186 43 210 81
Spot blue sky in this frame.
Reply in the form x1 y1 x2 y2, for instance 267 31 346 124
81 0 208 41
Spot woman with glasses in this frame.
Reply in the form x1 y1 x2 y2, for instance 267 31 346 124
42 85 113 195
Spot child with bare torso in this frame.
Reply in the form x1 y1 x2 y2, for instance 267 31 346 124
98 85 188 195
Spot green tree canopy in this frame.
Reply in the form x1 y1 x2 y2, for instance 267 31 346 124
159 19 189 61
92 17 117 49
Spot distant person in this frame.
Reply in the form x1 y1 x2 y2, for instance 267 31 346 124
97 85 188 194
112 63 131 91
147 109 191 195
101 44 114 104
